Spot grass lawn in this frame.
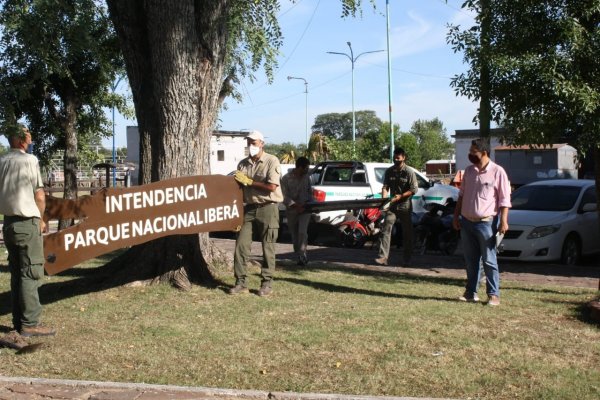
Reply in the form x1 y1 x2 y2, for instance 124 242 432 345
0 245 598 400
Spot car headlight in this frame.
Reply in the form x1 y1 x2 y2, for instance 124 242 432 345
527 225 560 239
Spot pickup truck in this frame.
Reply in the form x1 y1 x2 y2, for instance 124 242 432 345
308 161 459 225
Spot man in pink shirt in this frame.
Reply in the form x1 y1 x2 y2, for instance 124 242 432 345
452 139 511 306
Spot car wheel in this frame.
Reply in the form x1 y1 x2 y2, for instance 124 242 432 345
560 234 581 266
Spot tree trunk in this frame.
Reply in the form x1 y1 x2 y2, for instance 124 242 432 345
105 0 231 288
478 0 491 139
59 99 79 230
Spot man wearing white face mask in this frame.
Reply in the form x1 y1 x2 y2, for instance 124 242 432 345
230 130 283 297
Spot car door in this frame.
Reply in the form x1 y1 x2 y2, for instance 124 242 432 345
577 186 598 254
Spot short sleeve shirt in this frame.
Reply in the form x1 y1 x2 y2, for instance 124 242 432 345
0 149 44 218
237 152 284 204
383 164 419 210
281 169 312 207
459 160 512 220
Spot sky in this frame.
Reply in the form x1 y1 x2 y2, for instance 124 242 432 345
2 0 478 149
216 0 479 146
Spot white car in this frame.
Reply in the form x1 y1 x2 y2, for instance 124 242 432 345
499 179 598 265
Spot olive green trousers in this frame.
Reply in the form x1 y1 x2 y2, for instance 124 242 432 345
233 203 279 287
3 217 45 331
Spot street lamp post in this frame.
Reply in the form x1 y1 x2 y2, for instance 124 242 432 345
386 0 395 161
111 77 123 188
327 42 383 155
287 76 309 147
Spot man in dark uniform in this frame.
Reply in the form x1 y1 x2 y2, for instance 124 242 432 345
229 130 283 296
375 147 418 267
0 124 56 337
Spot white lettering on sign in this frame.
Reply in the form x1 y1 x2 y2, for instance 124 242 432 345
64 201 240 251
105 183 208 214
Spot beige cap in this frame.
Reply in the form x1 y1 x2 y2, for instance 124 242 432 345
245 130 264 141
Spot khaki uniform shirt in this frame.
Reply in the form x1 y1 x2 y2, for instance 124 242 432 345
0 149 44 218
281 169 312 207
383 164 418 211
237 152 283 205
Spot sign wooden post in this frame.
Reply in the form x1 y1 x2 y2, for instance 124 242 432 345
43 175 243 275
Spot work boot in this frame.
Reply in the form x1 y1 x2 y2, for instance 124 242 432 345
374 257 388 266
228 284 249 295
20 324 56 338
258 282 273 297
297 255 308 266
0 331 29 350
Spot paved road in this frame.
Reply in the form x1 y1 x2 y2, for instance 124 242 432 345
216 237 599 289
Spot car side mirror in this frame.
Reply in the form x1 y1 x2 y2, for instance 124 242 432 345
581 202 597 213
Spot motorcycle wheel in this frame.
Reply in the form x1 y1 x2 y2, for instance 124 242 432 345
339 226 366 248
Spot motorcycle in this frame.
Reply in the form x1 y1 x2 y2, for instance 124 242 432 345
415 199 459 255
337 198 387 248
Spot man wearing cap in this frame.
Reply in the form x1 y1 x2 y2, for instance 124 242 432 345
0 124 56 337
230 130 283 296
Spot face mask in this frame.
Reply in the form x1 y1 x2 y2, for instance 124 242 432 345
249 145 260 157
468 154 481 165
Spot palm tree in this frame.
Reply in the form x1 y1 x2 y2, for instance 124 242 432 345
307 132 330 162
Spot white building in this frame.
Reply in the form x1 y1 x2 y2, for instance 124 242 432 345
126 126 248 184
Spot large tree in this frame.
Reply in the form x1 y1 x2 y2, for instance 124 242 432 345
312 110 383 141
105 1 372 288
409 118 454 166
448 0 600 222
0 0 126 208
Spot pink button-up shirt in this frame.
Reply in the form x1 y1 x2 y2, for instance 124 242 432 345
459 160 511 221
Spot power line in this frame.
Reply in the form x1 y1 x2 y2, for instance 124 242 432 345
249 0 321 94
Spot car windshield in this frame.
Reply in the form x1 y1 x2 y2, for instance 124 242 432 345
511 185 580 211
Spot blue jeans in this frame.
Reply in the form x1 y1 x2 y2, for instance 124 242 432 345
460 218 500 297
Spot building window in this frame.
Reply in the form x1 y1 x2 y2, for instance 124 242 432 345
217 150 225 161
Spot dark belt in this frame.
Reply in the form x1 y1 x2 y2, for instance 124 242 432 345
4 215 37 222
244 202 276 211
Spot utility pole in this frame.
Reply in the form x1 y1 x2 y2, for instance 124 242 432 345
287 76 309 147
327 42 384 156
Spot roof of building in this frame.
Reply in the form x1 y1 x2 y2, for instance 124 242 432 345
453 128 508 138
494 143 573 151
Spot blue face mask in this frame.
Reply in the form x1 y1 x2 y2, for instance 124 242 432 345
27 143 34 154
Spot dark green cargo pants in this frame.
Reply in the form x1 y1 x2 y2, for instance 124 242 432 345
233 203 279 287
3 216 45 331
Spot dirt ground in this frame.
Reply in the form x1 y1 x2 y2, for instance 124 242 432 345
212 229 600 290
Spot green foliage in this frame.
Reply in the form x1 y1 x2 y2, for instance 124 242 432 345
264 142 305 163
396 133 423 170
0 0 127 164
448 0 600 152
409 118 454 167
312 110 383 141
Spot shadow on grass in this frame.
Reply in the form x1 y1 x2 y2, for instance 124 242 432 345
0 250 227 322
277 276 460 302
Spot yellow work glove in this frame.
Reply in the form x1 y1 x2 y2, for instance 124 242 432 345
234 170 253 186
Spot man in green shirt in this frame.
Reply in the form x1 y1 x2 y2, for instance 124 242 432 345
0 124 55 337
375 148 418 267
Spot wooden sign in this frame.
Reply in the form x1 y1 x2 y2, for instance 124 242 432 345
43 175 243 275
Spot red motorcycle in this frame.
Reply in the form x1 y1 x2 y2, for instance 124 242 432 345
338 203 385 248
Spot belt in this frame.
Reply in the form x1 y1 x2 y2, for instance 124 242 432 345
463 215 494 222
3 215 37 222
244 202 276 211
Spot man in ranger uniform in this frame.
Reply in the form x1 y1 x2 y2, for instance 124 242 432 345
375 147 418 267
230 130 283 297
